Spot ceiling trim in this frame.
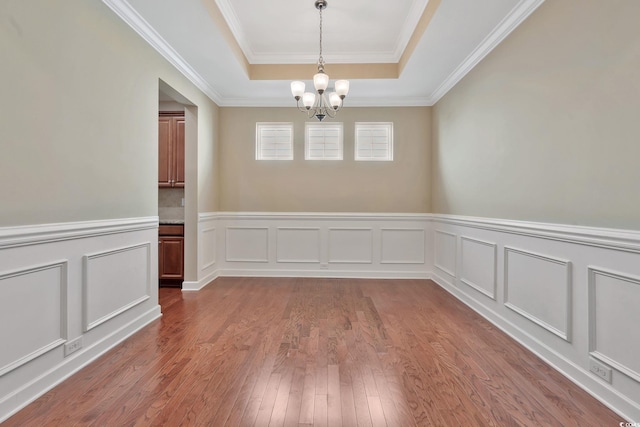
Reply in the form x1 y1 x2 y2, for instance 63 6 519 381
249 63 400 81
215 0 434 65
101 0 224 104
427 0 545 104
220 96 433 108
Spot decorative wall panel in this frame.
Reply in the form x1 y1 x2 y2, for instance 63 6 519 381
460 236 497 299
434 230 456 276
225 227 269 262
589 267 640 383
381 228 425 264
328 228 373 264
277 228 321 263
504 247 571 341
0 262 67 376
83 243 151 331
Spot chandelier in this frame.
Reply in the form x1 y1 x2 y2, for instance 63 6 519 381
290 0 349 121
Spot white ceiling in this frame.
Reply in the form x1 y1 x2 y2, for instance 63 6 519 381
103 0 544 107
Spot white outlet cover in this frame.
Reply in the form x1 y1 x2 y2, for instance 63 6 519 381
589 358 612 383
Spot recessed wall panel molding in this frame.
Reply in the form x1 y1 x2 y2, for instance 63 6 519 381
200 226 217 271
0 262 67 377
434 230 456 276
277 228 321 263
225 227 269 262
328 228 373 264
83 243 151 331
589 267 640 383
504 247 572 341
460 236 497 300
381 228 425 264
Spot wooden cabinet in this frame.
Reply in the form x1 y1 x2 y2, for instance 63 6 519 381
159 224 184 287
158 113 185 188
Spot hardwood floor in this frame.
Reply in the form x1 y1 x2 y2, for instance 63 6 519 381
5 278 623 426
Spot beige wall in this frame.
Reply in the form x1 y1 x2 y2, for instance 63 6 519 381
0 0 218 227
218 107 431 213
432 0 640 229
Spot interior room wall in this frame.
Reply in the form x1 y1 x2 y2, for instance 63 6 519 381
0 0 219 227
431 0 640 229
218 107 431 213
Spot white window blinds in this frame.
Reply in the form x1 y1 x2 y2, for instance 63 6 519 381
305 123 343 160
355 122 394 161
256 122 294 160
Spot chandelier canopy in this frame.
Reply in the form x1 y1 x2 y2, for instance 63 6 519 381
290 0 349 121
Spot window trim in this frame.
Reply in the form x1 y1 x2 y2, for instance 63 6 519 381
255 122 294 161
354 122 394 161
304 122 344 161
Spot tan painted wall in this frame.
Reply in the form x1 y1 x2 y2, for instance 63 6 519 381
0 0 218 226
218 107 431 213
432 0 640 229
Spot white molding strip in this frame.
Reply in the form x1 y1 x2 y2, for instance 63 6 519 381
215 212 431 222
428 0 545 104
100 0 223 104
429 214 640 253
0 217 158 249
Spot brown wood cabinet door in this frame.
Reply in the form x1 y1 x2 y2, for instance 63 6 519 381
159 237 184 279
174 118 185 187
158 116 173 188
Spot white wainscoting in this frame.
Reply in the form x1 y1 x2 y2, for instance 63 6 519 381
504 247 572 341
0 262 67 377
429 214 640 422
210 212 430 278
83 243 151 331
0 217 161 423
588 267 640 384
434 229 457 279
460 236 497 300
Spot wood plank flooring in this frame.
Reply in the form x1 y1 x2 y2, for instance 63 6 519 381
5 277 623 426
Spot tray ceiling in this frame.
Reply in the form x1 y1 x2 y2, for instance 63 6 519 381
104 0 544 106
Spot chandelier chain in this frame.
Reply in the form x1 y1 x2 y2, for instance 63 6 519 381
318 7 324 68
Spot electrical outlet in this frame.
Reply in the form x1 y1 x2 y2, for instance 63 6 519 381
181 198 185 207
589 358 612 383
64 337 83 357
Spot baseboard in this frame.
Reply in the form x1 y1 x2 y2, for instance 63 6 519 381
182 270 219 291
218 268 430 280
0 306 161 423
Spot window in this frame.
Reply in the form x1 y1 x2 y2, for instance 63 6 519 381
305 122 343 160
354 122 394 161
256 122 294 160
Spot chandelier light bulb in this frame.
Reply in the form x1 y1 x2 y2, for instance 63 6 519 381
302 92 316 109
291 81 305 100
329 92 341 109
313 72 329 93
335 80 350 98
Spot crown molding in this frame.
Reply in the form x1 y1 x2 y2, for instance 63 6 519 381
101 0 223 105
214 0 255 63
392 0 431 62
428 0 545 104
218 96 433 108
